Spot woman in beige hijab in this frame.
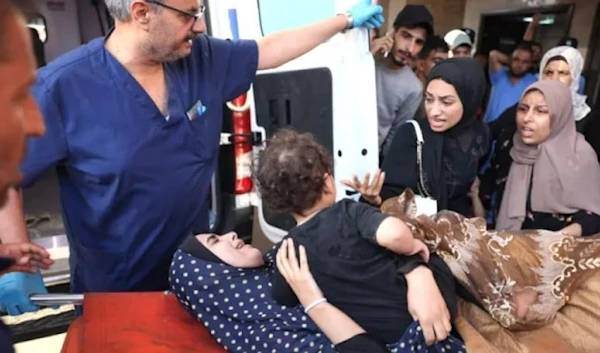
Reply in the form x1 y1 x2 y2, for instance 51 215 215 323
495 80 600 236
479 46 595 227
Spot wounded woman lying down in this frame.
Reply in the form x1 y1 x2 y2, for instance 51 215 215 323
170 233 467 353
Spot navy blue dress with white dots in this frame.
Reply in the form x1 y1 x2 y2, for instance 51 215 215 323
169 249 467 353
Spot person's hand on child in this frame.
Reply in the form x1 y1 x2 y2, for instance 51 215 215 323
276 239 324 307
342 169 385 206
405 267 452 346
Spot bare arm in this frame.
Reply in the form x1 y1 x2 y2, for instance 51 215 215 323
523 13 541 41
471 195 486 218
0 188 29 244
560 223 583 237
404 266 452 345
305 300 366 345
375 217 425 257
257 15 348 70
469 177 486 218
489 50 510 74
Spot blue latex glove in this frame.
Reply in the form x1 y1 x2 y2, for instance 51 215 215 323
348 0 384 29
0 271 47 315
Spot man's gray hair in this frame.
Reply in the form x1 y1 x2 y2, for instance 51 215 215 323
105 0 162 22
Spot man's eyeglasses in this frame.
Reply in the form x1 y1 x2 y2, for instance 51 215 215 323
146 1 206 28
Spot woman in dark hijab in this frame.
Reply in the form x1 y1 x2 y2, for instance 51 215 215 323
344 58 489 217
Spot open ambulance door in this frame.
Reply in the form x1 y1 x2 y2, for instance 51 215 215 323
208 0 379 244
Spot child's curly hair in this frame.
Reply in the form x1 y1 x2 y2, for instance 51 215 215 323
254 129 333 215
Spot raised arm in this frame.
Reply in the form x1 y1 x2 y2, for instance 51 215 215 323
489 50 510 74
342 124 421 206
523 13 541 42
257 0 383 70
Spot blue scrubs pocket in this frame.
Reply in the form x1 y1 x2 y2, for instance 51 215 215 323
76 243 128 293
185 99 221 161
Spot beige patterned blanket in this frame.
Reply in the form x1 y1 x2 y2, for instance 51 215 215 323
381 190 600 352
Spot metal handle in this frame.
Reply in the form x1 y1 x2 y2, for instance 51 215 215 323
30 293 84 306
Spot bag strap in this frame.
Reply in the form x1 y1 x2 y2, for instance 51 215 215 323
407 120 432 199
407 120 424 144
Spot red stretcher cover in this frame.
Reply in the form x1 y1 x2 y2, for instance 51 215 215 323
60 292 227 353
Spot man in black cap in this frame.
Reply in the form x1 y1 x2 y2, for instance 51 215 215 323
558 36 578 49
370 5 434 159
0 0 54 351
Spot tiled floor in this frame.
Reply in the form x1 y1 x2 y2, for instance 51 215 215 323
14 333 66 353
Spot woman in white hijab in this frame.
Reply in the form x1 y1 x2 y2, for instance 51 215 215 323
538 46 591 125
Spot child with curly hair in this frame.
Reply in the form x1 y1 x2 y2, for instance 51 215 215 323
255 129 458 346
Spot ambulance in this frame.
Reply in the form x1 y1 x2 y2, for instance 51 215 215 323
13 0 379 348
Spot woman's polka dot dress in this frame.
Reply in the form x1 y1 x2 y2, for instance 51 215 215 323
169 249 466 353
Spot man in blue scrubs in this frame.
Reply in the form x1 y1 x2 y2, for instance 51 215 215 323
0 0 384 314
484 43 537 124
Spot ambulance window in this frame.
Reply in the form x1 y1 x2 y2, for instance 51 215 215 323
27 14 48 43
258 0 335 36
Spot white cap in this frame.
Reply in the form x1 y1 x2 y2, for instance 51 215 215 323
444 29 473 50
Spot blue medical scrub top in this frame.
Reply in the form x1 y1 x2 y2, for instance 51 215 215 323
22 34 258 294
483 67 537 124
578 76 586 95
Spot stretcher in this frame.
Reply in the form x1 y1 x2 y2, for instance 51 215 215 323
30 292 227 353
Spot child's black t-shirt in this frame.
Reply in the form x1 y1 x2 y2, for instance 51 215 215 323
270 199 423 343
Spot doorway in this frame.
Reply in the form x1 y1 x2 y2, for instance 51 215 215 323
584 3 600 107
476 4 574 57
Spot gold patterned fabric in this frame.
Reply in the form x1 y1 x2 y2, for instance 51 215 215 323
381 190 600 331
455 273 600 353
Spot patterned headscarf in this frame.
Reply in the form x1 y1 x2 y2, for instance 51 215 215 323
170 247 467 353
539 46 590 121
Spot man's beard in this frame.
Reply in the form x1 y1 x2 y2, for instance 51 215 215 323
144 31 198 63
391 51 411 68
392 57 406 68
